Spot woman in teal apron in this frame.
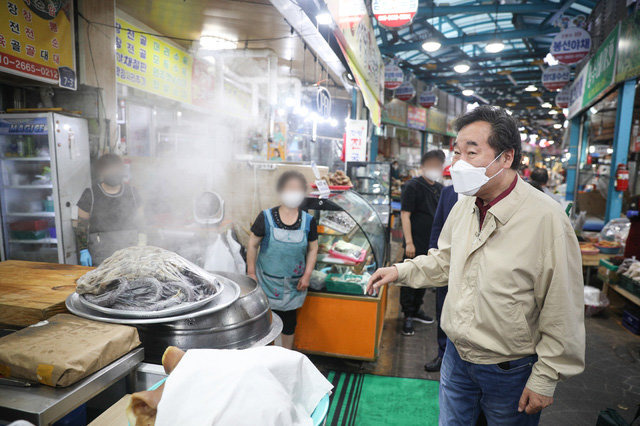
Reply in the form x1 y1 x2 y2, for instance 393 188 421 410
247 171 319 349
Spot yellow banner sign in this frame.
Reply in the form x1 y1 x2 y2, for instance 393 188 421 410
116 18 192 104
0 0 76 88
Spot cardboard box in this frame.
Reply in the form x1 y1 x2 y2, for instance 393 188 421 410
0 314 140 387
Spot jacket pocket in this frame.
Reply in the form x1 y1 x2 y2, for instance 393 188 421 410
511 303 533 349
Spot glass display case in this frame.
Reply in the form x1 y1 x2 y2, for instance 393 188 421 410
304 190 387 297
345 162 392 227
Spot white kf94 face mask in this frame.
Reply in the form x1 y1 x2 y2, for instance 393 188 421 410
424 168 443 183
280 190 305 209
450 151 504 196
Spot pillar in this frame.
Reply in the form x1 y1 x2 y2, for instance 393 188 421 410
565 116 581 201
605 79 637 222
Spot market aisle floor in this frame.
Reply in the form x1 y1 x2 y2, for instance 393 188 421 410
311 287 640 425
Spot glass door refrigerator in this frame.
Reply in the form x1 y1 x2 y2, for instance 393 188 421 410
0 113 90 264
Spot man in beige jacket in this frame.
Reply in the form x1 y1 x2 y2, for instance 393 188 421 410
367 106 585 425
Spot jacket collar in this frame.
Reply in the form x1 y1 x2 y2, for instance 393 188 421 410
482 176 528 225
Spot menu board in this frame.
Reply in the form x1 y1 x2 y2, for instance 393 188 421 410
0 0 76 88
116 18 192 104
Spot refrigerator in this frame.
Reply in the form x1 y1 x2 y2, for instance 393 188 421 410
0 113 90 264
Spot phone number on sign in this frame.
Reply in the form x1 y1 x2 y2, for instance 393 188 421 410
0 52 59 81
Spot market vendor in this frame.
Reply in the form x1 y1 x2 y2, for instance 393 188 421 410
76 154 143 266
366 106 585 425
246 171 319 350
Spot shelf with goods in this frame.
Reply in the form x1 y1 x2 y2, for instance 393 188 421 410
0 128 59 261
294 191 388 360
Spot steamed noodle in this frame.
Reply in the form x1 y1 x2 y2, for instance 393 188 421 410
76 246 218 311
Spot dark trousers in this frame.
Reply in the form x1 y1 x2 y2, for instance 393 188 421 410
436 286 448 357
400 287 426 317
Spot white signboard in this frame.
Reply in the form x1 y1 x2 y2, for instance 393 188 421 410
542 65 571 91
418 90 437 108
394 81 415 101
556 86 570 108
345 119 368 162
384 64 404 90
372 0 419 28
568 65 588 119
550 27 591 64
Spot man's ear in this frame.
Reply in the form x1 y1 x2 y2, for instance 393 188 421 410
502 149 515 168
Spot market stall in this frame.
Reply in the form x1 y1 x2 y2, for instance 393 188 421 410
295 190 388 360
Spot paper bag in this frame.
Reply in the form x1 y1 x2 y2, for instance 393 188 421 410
0 314 140 387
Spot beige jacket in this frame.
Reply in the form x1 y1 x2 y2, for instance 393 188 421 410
395 177 585 397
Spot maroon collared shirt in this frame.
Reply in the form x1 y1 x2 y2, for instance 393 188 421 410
475 175 518 229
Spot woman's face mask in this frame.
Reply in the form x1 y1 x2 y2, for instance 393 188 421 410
280 190 305 209
423 168 442 183
450 151 504 196
102 173 124 187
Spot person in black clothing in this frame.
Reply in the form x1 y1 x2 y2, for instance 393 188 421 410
76 154 143 266
399 150 445 336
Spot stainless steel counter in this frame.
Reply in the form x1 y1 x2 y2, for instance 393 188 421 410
0 348 144 426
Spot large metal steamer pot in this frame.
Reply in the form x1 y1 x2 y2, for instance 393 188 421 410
135 272 281 363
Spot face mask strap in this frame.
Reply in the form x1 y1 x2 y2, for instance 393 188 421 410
485 150 505 178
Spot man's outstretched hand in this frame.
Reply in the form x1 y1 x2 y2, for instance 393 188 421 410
366 266 399 295
518 387 553 414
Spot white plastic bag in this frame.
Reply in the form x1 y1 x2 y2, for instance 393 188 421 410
203 234 237 273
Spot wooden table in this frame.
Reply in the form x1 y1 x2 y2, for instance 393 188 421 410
0 260 92 328
581 252 614 267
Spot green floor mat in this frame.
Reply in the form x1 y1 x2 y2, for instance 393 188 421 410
325 371 439 426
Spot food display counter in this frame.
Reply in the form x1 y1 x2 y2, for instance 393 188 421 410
295 190 388 360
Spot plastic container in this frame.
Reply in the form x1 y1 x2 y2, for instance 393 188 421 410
49 227 57 239
328 242 366 263
9 219 49 231
43 198 55 212
622 309 640 335
10 229 49 240
325 274 366 295
595 243 621 254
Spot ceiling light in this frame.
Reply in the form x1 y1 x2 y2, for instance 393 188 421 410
548 140 555 145
525 85 538 92
541 102 552 108
589 145 596 153
590 106 598 115
316 13 332 26
518 127 525 131
462 89 474 96
199 35 237 50
454 61 471 74
505 109 513 115
485 41 505 53
553 123 562 129
563 120 569 128
422 39 441 52
329 118 338 127
562 108 569 116
549 109 559 115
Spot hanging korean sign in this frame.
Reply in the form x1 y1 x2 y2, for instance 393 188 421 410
345 119 368 161
316 86 332 119
0 0 76 89
384 63 403 90
394 81 415 101
418 90 437 108
555 87 570 108
542 65 570 91
582 24 618 108
567 66 587 119
372 0 419 28
116 18 193 104
550 26 591 64
327 0 384 126
382 99 407 126
615 11 640 84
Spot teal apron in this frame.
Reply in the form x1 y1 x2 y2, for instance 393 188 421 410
256 209 311 311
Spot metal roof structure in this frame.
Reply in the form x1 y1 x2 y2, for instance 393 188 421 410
376 0 596 131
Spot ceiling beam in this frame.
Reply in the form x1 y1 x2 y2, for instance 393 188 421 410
541 0 578 26
415 3 557 18
380 27 558 53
